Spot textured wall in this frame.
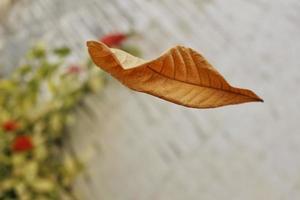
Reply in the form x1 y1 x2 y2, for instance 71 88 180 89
1 0 300 199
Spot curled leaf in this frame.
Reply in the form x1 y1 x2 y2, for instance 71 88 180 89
87 41 263 108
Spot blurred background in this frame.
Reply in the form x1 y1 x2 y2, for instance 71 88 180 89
0 0 300 200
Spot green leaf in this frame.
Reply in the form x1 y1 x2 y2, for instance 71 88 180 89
35 62 59 79
0 80 17 91
53 47 71 58
15 65 32 76
28 44 46 59
0 163 11 180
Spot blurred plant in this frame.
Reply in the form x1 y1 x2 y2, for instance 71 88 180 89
0 33 141 200
0 43 105 200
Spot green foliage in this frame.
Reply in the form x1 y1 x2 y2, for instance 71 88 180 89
0 44 105 200
53 47 71 58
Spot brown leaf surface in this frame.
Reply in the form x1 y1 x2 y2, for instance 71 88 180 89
87 41 263 108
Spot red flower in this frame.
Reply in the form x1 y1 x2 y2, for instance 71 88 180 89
67 65 82 74
12 136 33 152
100 33 127 47
2 120 19 132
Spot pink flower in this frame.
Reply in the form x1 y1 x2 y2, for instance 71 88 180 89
100 33 127 47
12 136 34 152
2 120 19 132
67 65 82 74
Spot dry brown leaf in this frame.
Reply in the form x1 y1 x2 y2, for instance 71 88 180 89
87 41 263 108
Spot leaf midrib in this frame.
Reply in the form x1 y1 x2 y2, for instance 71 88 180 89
146 66 258 100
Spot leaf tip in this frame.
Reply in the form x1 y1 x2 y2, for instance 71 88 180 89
251 95 264 103
86 41 97 48
86 41 110 55
252 92 264 103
